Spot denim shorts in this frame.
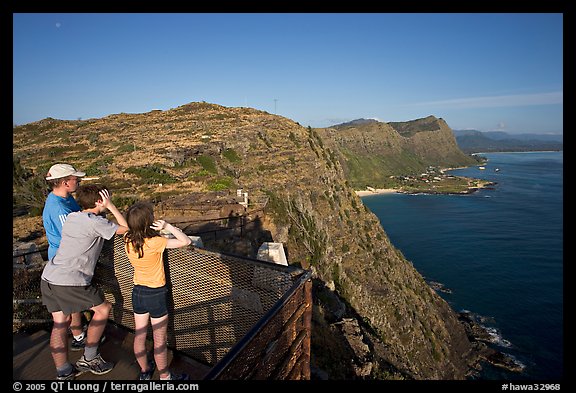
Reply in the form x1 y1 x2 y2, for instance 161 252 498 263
132 285 168 318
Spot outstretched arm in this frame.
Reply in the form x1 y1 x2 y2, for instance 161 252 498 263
150 220 191 249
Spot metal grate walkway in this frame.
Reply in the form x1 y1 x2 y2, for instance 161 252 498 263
13 322 210 381
14 235 312 380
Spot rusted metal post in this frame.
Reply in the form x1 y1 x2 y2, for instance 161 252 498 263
301 278 312 379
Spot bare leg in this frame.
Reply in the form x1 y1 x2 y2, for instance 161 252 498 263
69 312 84 337
85 300 111 348
133 312 151 372
151 315 169 379
50 311 71 369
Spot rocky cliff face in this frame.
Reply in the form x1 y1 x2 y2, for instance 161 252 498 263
13 103 478 379
316 115 477 189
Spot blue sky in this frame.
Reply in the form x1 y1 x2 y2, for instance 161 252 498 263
13 13 563 134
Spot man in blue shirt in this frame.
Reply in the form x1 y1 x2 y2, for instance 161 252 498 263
42 163 88 351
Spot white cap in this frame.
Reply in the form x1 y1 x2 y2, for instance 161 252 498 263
45 164 86 180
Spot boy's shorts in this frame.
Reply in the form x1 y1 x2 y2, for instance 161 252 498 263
41 279 106 315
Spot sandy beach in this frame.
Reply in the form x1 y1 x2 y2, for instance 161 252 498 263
355 188 399 196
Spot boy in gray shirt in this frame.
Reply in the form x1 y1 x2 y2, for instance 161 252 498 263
41 184 128 380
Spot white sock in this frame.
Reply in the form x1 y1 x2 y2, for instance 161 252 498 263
73 331 86 341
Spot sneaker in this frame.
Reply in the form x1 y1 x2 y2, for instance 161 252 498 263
75 354 114 375
138 359 156 380
57 365 82 380
161 372 189 380
71 334 106 351
68 323 88 336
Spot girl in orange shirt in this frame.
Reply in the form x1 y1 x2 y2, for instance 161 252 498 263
124 202 191 380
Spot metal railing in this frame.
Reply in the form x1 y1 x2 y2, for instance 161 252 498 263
13 235 312 380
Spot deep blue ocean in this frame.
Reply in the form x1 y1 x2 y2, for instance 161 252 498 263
361 151 563 381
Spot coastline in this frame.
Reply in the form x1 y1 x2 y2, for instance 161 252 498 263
355 179 495 197
355 188 399 196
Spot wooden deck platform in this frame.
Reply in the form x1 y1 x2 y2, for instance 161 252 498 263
13 323 211 381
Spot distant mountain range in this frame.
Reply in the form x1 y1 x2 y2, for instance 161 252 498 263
453 129 563 153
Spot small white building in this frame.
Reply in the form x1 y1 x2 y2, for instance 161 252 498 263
188 236 204 248
239 192 249 208
257 242 288 266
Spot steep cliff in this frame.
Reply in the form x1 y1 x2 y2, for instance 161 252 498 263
316 115 477 189
13 102 478 379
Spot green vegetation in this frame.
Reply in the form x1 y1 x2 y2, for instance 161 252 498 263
308 126 323 148
83 157 114 176
342 148 425 189
46 146 69 158
388 116 439 137
196 155 218 174
111 195 139 210
13 157 49 216
124 164 178 184
257 163 276 172
207 176 235 191
262 190 290 224
288 131 300 147
189 169 211 180
116 143 137 153
395 175 488 194
222 148 241 163
84 150 103 159
263 190 327 267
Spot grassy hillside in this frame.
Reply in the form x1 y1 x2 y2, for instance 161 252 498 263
316 115 479 190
